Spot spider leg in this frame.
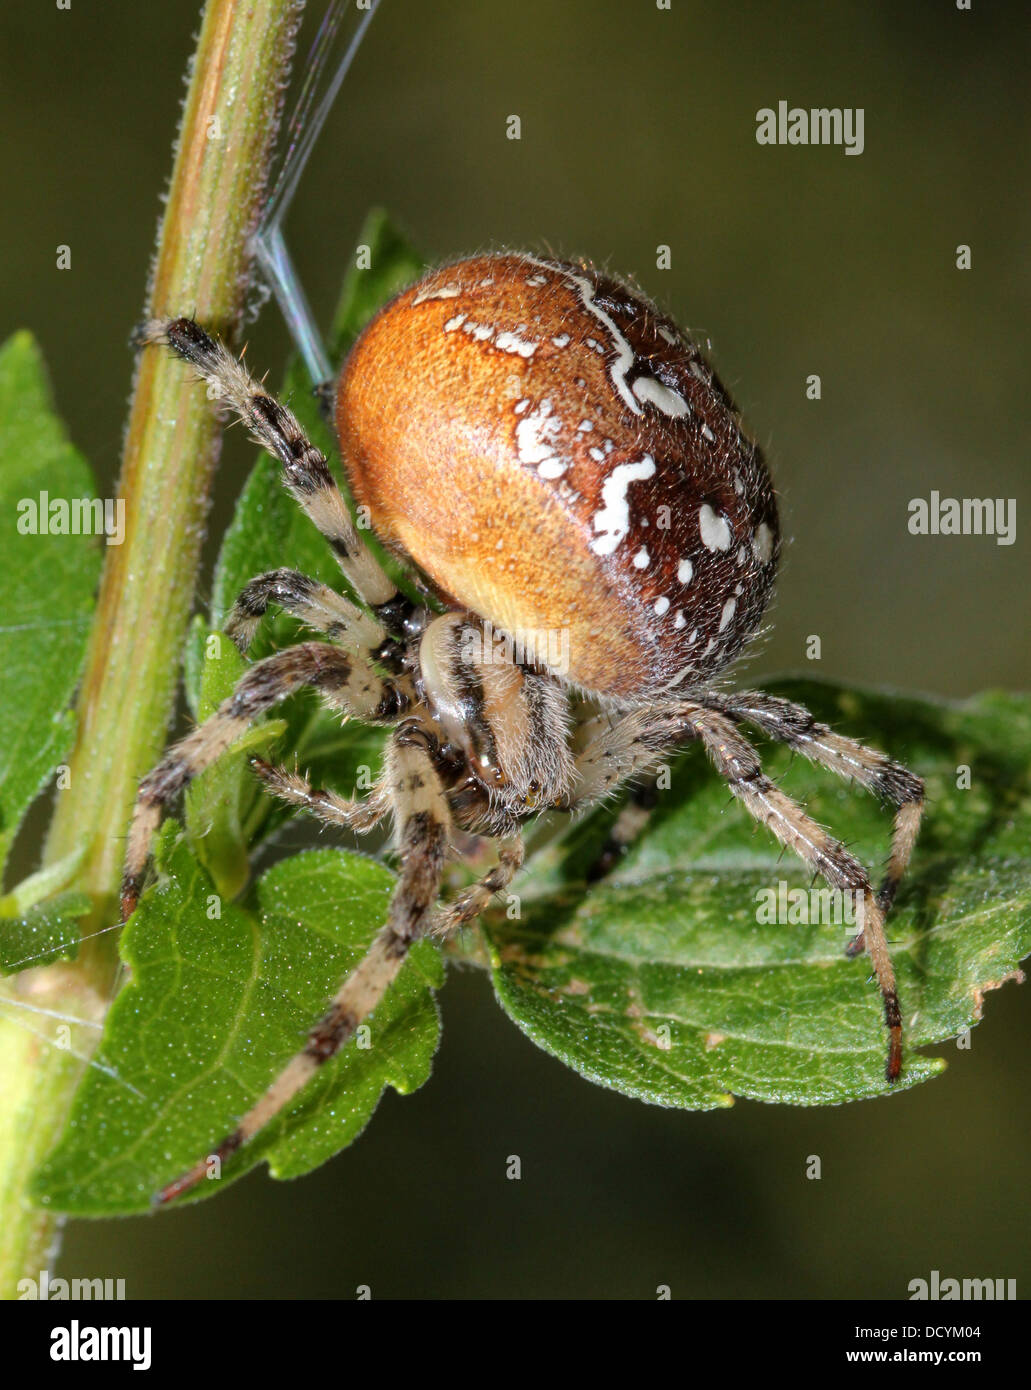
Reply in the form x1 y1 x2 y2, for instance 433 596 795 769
431 834 525 935
120 642 408 920
250 757 389 835
702 689 924 923
563 699 904 1080
154 726 450 1205
560 704 702 812
685 703 903 1081
134 318 404 623
558 704 700 878
224 567 385 656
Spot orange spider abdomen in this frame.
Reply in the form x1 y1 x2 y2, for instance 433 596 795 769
335 253 779 702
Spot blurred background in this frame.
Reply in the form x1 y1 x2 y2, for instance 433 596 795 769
1 0 1028 1297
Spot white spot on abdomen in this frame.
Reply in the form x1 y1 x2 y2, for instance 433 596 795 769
495 329 539 358
753 522 774 564
413 282 461 305
523 255 642 416
632 376 690 418
699 504 732 552
677 557 693 584
516 399 568 479
589 456 656 557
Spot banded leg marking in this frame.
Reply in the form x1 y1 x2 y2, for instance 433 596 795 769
225 568 385 656
136 317 398 613
154 732 451 1205
250 758 389 835
561 697 906 1080
705 690 924 919
684 704 904 1081
120 642 408 920
432 835 525 935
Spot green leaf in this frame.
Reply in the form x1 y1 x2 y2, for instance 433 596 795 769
0 840 88 919
483 681 1031 1107
32 829 441 1215
0 333 101 879
0 891 92 973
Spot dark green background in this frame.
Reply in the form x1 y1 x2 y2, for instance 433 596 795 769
2 0 1028 1298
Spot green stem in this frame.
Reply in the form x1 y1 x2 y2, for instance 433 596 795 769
0 0 303 1297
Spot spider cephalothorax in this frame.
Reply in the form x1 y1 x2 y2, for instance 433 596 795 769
122 253 923 1203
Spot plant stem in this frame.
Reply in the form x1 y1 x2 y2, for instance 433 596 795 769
0 0 302 1296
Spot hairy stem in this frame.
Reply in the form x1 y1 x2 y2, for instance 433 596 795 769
0 0 303 1296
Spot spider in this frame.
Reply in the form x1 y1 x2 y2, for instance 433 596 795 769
121 253 924 1204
